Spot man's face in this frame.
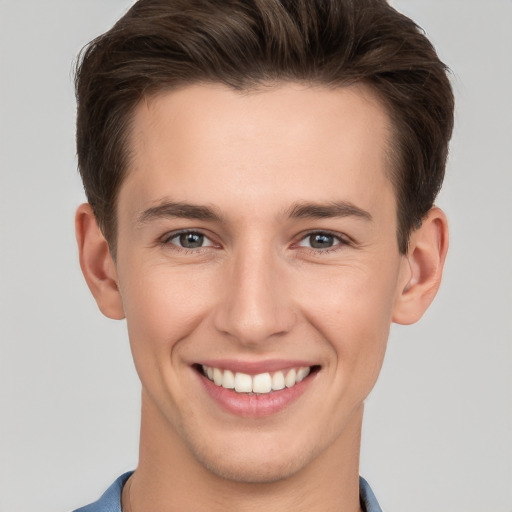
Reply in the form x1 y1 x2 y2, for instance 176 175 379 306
113 83 410 482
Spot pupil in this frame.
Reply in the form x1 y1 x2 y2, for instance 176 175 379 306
310 233 333 249
180 233 203 248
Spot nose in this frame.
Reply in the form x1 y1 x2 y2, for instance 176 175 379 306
212 244 296 347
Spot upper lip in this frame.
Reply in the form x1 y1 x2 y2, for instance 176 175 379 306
196 359 317 375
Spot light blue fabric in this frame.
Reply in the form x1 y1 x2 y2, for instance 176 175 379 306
359 476 383 512
73 472 382 512
73 472 132 512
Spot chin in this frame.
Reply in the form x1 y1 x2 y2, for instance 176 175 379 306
185 432 314 484
201 452 308 484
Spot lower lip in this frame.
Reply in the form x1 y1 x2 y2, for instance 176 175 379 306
197 370 314 418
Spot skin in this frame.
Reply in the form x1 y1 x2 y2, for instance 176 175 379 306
76 82 448 512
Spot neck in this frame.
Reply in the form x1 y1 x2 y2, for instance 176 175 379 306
125 393 364 512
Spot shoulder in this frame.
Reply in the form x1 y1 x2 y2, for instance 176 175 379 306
73 472 133 512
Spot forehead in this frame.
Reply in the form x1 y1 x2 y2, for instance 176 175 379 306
122 82 395 223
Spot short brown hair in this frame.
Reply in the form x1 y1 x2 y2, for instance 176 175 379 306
75 0 454 255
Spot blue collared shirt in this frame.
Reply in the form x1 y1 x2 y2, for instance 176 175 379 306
74 472 382 512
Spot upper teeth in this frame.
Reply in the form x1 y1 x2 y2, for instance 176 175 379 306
202 365 311 394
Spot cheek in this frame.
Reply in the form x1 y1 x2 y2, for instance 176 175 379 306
297 262 399 377
118 264 215 371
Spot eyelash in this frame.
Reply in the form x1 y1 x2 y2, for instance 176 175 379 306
160 230 216 253
159 229 351 254
295 230 352 255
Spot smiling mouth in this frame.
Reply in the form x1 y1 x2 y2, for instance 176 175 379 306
198 364 319 394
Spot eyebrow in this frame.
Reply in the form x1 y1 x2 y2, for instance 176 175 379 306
137 201 223 224
136 199 372 225
287 201 373 222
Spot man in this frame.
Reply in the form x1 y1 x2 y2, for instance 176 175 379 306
73 0 453 510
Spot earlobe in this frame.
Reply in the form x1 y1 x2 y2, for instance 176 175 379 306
392 207 449 325
75 203 125 320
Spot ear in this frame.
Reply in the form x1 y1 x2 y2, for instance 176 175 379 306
75 203 125 320
392 207 449 325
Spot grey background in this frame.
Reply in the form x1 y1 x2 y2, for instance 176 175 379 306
0 1 511 511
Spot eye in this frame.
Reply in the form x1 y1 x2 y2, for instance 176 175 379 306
166 231 214 249
297 232 344 250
